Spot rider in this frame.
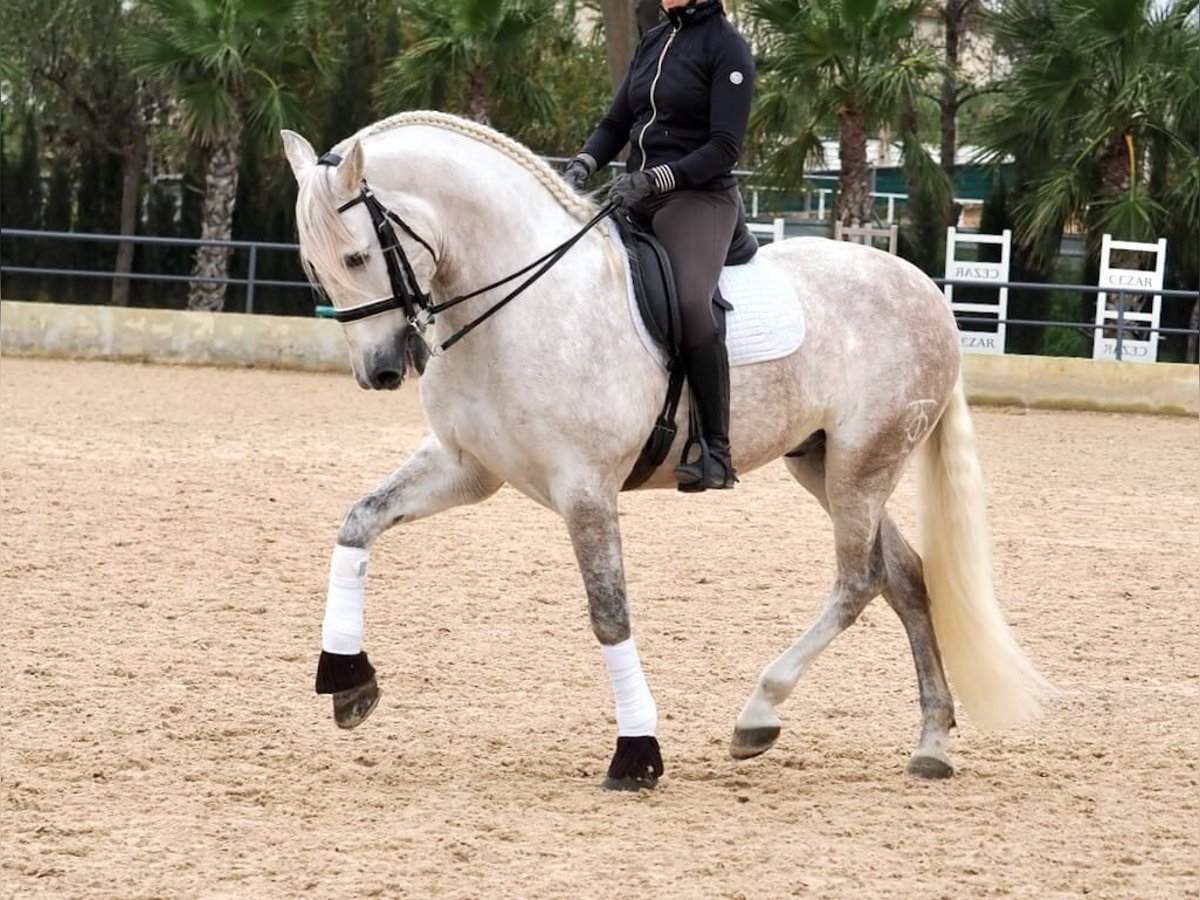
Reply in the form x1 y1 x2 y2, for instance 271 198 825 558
563 0 755 492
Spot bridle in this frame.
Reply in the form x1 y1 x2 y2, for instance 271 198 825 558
315 152 613 356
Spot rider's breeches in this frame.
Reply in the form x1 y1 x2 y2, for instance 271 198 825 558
639 185 740 352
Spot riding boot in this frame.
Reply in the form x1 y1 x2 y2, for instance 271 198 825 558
674 336 737 492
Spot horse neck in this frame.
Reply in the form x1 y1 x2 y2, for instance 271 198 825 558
373 135 618 355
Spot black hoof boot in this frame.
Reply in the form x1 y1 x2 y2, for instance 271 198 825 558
332 677 381 729
675 437 738 493
602 736 664 791
315 651 379 729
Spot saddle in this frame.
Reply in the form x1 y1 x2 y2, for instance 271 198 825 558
615 205 758 490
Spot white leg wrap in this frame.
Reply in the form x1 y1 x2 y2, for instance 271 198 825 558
322 545 370 655
602 638 657 737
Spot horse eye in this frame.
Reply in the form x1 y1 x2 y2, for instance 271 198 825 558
344 251 368 269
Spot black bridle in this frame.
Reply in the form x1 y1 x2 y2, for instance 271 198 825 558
315 152 613 355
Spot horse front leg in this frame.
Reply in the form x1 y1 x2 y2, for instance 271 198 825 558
315 435 502 728
566 496 663 791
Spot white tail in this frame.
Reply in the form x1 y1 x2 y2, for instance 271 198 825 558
917 377 1054 727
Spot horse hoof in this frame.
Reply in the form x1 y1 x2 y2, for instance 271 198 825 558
603 736 663 791
602 773 658 792
332 677 380 729
906 752 955 780
729 725 781 760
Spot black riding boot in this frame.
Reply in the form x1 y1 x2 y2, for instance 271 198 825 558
674 337 737 492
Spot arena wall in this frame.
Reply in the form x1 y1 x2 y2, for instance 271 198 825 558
0 300 347 372
2 300 1196 416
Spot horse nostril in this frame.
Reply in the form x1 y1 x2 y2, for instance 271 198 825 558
370 368 403 390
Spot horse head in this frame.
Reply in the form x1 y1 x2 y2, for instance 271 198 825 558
283 129 439 390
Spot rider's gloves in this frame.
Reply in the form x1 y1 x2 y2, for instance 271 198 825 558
563 153 597 191
609 168 669 210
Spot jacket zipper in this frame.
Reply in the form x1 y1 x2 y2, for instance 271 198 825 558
636 24 680 171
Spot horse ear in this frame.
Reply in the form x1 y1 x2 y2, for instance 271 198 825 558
336 140 366 197
281 130 317 180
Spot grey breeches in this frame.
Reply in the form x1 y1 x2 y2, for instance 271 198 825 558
638 185 740 352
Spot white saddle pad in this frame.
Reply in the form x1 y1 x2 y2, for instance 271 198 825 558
614 223 805 368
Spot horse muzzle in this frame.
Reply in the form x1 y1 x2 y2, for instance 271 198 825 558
358 333 409 391
357 328 431 390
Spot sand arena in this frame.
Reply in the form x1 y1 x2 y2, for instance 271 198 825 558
1 357 1197 898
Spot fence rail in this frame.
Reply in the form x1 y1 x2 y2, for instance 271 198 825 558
539 156 980 224
1 227 308 314
3 226 1197 364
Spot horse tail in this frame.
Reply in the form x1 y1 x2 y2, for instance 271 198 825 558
916 376 1054 728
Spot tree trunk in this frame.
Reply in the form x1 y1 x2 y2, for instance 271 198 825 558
1188 298 1199 364
836 100 872 226
940 0 976 176
900 94 920 227
1100 132 1131 192
600 0 638 92
1097 131 1146 321
467 66 491 125
111 124 145 307
188 116 243 312
901 96 919 178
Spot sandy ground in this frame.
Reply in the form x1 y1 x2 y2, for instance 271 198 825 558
1 357 1197 899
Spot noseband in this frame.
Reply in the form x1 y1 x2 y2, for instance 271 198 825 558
317 152 435 325
315 151 612 355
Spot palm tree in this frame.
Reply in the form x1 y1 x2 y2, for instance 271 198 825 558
978 0 1200 268
129 0 323 311
746 0 948 226
4 0 148 306
599 0 638 92
933 0 990 178
376 0 557 127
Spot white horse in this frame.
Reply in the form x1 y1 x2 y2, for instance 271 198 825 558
282 111 1052 790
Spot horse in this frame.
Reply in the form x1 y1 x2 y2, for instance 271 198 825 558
281 111 1052 790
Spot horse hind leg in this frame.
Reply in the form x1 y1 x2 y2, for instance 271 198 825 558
740 433 958 776
878 513 957 778
730 435 886 761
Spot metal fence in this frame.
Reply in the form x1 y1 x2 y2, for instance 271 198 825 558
2 226 1197 364
930 279 1199 362
539 157 974 225
1 228 309 314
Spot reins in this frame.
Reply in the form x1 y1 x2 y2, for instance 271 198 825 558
315 151 614 357
422 202 614 354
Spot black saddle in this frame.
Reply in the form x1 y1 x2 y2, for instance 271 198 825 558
614 199 758 490
617 203 757 357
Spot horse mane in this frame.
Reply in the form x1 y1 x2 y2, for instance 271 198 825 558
296 111 599 298
335 111 597 222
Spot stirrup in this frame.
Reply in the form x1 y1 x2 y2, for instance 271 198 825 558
675 436 737 493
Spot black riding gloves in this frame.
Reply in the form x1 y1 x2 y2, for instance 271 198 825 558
610 171 655 210
563 153 597 191
610 165 676 209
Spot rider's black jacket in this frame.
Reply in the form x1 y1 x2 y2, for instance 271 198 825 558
582 0 755 193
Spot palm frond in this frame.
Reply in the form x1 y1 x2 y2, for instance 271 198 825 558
1013 167 1093 264
901 132 954 215
1091 187 1164 242
177 78 237 145
0 53 25 87
859 48 942 120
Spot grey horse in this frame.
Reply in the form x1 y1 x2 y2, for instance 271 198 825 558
283 112 1052 790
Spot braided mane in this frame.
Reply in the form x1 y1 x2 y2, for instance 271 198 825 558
295 111 611 301
334 110 598 223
